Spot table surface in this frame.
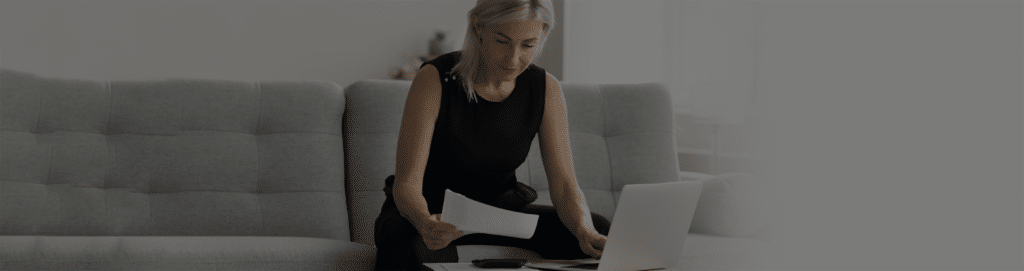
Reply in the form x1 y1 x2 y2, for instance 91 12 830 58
421 263 537 271
421 262 680 271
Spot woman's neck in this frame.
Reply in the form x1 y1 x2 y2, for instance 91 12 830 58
473 66 516 99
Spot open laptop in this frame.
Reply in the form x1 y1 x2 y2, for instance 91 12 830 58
524 181 703 271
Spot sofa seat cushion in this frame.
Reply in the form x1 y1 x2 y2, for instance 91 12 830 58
0 236 375 270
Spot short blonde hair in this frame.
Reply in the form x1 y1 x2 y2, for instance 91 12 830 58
452 0 555 103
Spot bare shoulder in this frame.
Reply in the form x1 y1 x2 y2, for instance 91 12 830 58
413 64 442 93
403 63 443 122
544 71 563 97
408 64 444 104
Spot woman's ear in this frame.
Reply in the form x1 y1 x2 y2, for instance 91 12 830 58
470 15 483 38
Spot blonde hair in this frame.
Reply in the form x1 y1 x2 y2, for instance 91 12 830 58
451 0 555 103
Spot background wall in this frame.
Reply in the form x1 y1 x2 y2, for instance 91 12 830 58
564 0 1022 269
1 0 572 87
758 1 1021 269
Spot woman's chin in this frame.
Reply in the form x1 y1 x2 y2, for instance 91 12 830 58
503 70 520 79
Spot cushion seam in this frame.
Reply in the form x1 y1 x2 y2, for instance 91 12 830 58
35 79 43 133
600 86 615 204
604 130 674 138
255 81 263 135
105 80 112 135
255 81 266 235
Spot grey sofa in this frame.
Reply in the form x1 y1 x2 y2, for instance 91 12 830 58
1 68 769 270
0 68 374 270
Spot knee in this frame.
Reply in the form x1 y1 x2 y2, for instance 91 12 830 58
413 235 459 263
374 211 418 245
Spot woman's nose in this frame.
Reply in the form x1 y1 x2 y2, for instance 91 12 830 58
505 49 520 68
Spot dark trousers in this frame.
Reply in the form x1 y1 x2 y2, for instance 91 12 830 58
373 194 611 270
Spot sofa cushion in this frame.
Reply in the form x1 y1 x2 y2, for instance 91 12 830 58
342 79 412 246
0 68 351 240
0 236 375 270
690 173 770 238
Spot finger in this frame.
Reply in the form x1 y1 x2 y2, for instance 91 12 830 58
588 240 603 259
580 241 600 259
437 221 458 231
423 237 438 250
430 238 454 250
436 225 456 233
587 243 602 259
443 229 461 239
431 228 457 238
587 247 601 259
594 235 607 249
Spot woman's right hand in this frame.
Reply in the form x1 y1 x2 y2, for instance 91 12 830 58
417 214 464 250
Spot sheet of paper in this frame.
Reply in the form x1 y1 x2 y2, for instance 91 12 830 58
440 189 539 239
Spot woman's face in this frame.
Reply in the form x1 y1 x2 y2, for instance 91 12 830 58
476 19 543 82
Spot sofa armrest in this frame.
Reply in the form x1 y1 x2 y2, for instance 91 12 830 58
687 172 770 239
678 171 715 182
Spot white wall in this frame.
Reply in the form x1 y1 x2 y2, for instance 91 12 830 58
757 1 1021 269
564 0 770 175
563 0 668 85
567 0 1022 269
0 0 479 88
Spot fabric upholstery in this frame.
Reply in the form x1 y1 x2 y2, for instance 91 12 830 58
342 79 411 246
1 68 351 240
0 236 375 270
342 80 681 246
690 172 771 238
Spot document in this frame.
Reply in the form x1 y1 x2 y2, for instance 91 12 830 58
440 189 540 239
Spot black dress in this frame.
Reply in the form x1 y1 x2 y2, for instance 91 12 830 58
372 51 609 270
418 51 545 212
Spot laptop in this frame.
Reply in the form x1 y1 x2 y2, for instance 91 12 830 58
524 181 703 271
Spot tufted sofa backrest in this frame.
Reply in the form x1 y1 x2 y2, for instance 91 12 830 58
342 79 678 246
0 68 352 240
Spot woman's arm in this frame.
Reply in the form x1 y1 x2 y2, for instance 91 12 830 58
394 64 464 250
538 72 600 240
393 64 443 231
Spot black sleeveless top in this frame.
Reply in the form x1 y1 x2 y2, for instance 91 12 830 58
418 51 546 214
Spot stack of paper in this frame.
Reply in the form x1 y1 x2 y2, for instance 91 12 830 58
440 189 540 239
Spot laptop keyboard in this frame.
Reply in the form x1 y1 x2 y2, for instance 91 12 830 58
564 263 600 270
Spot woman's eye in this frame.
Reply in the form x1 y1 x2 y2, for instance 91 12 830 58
523 44 535 48
497 40 509 44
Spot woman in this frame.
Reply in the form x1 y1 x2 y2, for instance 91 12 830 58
373 0 609 269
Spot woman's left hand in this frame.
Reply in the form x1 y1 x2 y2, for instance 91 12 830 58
577 230 607 259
